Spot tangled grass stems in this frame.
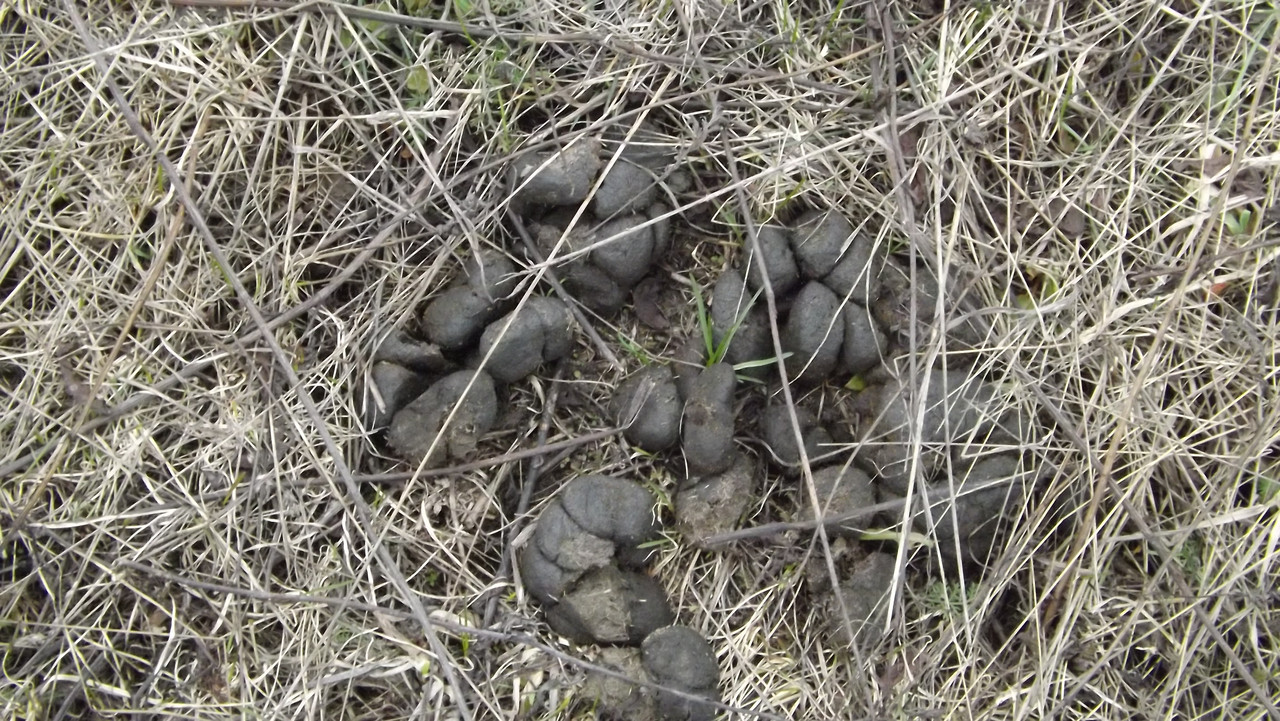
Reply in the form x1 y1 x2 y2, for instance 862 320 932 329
1 1 1278 718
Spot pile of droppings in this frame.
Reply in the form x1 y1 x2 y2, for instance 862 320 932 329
366 137 1040 719
514 137 679 315
518 475 672 645
584 626 720 721
365 248 573 469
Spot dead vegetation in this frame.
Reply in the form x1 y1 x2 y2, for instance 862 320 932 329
2 0 1278 719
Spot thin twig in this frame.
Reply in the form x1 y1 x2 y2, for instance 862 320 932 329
867 0 934 648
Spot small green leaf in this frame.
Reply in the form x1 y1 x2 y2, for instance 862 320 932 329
859 529 930 545
1255 467 1280 502
734 352 789 372
636 538 670 550
1224 208 1253 236
337 1 393 48
779 180 808 210
1041 273 1059 297
691 279 714 359
1015 265 1060 310
615 331 650 365
406 66 431 95
717 204 739 234
844 375 867 391
358 2 392 35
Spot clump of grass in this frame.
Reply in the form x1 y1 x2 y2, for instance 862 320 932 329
688 274 786 378
1 1 1278 719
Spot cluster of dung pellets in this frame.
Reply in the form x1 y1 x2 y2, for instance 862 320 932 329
723 207 1035 566
604 203 1036 644
607 361 754 547
365 140 724 721
752 359 1035 564
594 202 1028 555
363 137 1043 718
510 137 681 315
584 627 722 721
702 210 889 383
517 475 721 719
363 248 574 468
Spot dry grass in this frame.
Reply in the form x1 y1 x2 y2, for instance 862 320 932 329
2 0 1279 719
